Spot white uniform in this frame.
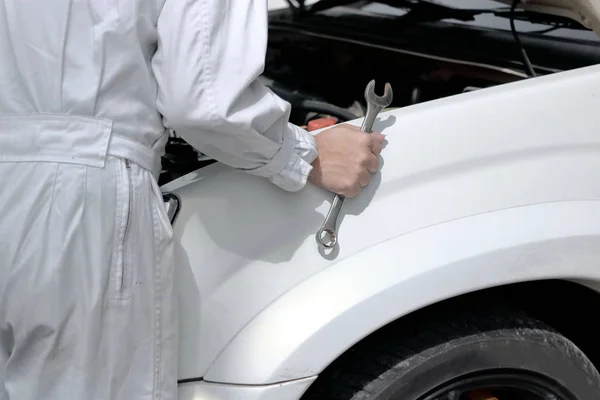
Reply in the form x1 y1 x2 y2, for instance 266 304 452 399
0 0 317 399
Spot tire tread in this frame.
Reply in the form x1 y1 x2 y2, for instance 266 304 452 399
301 307 600 399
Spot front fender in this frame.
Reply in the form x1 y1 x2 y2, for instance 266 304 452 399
204 200 600 384
164 64 600 384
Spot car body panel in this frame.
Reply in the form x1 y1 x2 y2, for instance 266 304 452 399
495 0 600 34
178 377 316 400
205 200 600 384
162 63 600 383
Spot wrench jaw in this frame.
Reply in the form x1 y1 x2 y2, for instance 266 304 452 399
316 227 337 249
316 194 345 249
361 80 394 133
364 80 394 109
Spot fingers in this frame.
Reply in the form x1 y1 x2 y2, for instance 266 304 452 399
358 132 383 182
364 153 379 173
360 134 381 172
370 138 382 156
341 180 361 198
369 132 385 155
346 184 361 198
371 132 386 142
358 168 371 187
358 130 385 155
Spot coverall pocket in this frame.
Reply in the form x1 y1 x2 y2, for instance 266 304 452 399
150 177 174 239
109 157 133 303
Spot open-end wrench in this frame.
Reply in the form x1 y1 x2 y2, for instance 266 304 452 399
316 79 393 249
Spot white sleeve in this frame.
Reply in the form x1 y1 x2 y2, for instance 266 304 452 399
151 0 318 192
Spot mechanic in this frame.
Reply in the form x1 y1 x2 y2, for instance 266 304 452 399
0 1 384 399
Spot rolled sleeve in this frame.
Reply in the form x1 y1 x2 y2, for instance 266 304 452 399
267 123 318 192
151 0 317 192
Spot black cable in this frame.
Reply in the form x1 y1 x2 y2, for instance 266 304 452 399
297 99 359 121
510 0 536 77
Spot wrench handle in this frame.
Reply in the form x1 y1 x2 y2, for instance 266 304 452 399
360 104 383 133
315 193 346 248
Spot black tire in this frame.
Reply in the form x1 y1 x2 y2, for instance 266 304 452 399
301 308 600 399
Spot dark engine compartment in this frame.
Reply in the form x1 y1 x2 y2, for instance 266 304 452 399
159 5 600 185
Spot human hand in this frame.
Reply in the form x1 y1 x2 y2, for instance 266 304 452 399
308 124 385 197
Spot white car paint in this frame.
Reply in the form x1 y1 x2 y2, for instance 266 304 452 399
206 200 600 383
178 377 316 400
162 60 600 393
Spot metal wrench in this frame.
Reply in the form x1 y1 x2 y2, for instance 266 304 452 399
315 79 393 249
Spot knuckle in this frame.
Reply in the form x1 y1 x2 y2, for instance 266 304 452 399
354 166 364 178
344 187 358 197
342 178 355 191
342 181 358 197
372 156 380 169
358 133 370 145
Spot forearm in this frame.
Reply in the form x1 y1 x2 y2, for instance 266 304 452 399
151 0 317 191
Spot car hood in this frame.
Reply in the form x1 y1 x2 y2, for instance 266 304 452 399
268 0 600 36
494 0 600 34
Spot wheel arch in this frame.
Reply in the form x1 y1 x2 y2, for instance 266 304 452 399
299 279 600 399
202 200 600 386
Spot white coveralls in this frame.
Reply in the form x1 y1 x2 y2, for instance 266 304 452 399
0 0 317 399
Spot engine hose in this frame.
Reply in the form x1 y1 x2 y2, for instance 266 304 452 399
296 99 359 122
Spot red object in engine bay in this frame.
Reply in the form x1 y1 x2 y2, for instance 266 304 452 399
307 117 337 132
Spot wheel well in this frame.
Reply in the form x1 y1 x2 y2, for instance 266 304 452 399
488 280 600 367
302 279 600 396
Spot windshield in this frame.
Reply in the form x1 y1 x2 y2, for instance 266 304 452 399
318 0 600 43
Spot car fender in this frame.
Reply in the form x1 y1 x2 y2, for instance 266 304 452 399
163 64 600 384
203 199 600 384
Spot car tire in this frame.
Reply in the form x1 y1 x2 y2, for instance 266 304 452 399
301 308 600 399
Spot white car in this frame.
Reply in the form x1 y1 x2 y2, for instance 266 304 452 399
161 1 600 398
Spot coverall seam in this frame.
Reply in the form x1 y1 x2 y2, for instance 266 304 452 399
122 164 135 299
0 112 113 126
198 0 219 122
49 163 61 207
57 0 70 109
152 197 162 400
109 162 121 302
82 165 88 223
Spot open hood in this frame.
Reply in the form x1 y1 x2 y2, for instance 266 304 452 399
269 0 600 36
494 0 600 34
